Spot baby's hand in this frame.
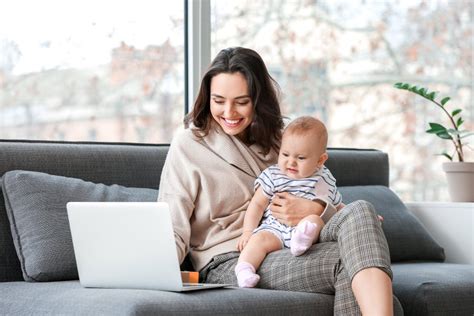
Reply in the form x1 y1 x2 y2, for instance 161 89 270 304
237 231 253 251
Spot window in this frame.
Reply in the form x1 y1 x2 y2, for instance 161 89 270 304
1 1 472 201
0 0 184 143
210 0 473 201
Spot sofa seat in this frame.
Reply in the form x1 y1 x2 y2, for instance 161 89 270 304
392 262 474 315
0 280 335 315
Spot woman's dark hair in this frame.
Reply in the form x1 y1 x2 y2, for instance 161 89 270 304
185 47 284 155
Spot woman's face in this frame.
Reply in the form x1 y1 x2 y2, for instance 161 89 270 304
210 72 254 140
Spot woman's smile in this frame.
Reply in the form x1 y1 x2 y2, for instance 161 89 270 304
221 117 244 127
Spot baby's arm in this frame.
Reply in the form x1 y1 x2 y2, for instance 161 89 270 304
237 186 269 251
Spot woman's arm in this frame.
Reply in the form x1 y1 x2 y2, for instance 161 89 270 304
269 192 326 226
158 132 199 264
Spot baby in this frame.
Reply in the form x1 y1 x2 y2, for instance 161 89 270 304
235 116 344 288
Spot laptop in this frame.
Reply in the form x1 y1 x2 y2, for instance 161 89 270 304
67 201 230 292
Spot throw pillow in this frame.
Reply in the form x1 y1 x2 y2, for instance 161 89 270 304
339 185 445 262
2 170 158 282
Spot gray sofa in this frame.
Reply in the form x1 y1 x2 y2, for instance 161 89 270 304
0 140 473 315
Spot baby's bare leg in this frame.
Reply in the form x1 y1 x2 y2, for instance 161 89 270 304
239 230 282 269
236 231 282 288
290 215 325 256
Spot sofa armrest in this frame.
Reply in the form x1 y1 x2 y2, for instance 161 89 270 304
405 202 474 264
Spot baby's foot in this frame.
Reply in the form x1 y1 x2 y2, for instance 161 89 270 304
290 221 318 256
235 261 260 288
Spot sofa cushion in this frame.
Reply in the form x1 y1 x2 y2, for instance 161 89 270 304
1 170 158 282
0 281 334 316
0 280 405 315
339 185 445 262
392 262 474 315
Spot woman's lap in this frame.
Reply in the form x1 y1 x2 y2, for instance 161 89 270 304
202 241 341 294
202 200 392 295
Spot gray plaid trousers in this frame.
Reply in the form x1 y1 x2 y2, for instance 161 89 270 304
201 200 393 315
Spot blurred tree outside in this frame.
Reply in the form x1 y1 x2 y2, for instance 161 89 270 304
0 1 185 143
0 0 471 201
211 0 473 201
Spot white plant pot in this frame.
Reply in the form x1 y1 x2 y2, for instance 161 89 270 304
442 162 474 202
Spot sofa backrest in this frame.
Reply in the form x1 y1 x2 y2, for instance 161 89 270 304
0 139 401 283
0 140 169 189
0 140 389 188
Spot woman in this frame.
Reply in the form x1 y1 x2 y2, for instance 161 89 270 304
158 47 393 315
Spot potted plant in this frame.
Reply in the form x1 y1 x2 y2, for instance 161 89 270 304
394 82 474 202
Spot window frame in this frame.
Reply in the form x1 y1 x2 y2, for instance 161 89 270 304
185 0 211 114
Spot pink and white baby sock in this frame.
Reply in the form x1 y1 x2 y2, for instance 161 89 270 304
235 261 260 288
290 220 318 256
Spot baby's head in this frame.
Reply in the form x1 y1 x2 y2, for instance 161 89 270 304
278 116 329 179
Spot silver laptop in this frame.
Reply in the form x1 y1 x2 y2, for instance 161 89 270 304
67 201 230 292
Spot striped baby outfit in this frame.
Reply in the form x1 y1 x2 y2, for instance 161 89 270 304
253 164 342 247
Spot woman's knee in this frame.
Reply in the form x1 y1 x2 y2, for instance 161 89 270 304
320 200 380 242
347 200 377 218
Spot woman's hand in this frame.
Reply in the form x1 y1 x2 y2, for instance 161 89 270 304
269 192 325 226
237 231 253 251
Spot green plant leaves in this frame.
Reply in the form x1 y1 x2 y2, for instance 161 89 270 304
441 97 451 106
452 109 462 116
439 151 453 161
436 132 453 140
393 82 470 161
394 82 407 89
426 122 447 133
426 91 436 100
394 82 439 100
426 122 453 140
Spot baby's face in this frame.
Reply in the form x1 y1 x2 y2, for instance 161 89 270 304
278 133 326 179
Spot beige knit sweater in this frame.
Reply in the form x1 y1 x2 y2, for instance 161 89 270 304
158 125 278 271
